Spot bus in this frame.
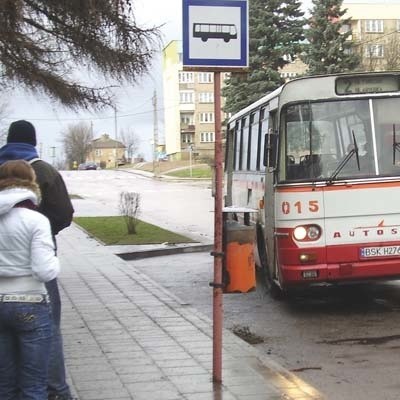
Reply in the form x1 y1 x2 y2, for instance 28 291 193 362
193 23 237 43
224 71 400 297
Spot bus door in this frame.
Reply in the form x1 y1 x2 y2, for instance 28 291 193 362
264 109 278 277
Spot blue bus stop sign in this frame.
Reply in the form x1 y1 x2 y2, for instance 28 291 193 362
182 0 248 70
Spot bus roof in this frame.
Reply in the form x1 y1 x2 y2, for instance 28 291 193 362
227 70 400 126
227 86 282 126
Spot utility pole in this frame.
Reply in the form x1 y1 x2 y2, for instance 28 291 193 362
114 105 118 168
152 90 158 174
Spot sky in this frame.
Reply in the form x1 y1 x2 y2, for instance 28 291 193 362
3 0 313 163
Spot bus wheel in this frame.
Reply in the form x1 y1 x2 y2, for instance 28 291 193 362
269 281 286 300
224 38 230 43
201 37 207 42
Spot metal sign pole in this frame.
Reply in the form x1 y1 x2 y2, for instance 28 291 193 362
181 0 248 385
212 71 223 383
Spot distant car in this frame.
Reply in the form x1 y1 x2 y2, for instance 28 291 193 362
78 162 98 170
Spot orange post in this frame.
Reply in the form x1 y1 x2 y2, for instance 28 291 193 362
224 220 256 293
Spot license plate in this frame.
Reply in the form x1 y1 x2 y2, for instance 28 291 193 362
360 246 400 258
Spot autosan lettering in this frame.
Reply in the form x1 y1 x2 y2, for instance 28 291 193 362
333 221 400 239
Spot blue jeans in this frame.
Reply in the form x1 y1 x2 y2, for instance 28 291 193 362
0 301 52 400
46 279 71 398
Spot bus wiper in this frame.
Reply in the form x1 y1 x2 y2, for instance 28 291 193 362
328 131 360 184
392 124 400 164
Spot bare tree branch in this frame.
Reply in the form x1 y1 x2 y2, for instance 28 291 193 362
61 122 93 167
118 127 140 161
0 0 161 109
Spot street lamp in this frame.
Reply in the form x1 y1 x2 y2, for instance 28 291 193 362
188 144 195 178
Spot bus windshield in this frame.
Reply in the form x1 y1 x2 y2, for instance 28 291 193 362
280 97 400 182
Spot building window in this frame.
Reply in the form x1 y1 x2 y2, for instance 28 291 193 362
182 133 193 143
180 113 194 125
340 24 351 34
95 149 102 156
200 132 215 142
397 20 400 32
198 72 213 83
200 112 214 123
198 92 214 103
365 20 384 33
179 91 194 103
178 72 194 83
365 44 384 58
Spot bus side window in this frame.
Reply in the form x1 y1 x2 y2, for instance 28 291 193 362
263 128 278 168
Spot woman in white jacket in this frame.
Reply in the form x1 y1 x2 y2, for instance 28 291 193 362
0 160 60 400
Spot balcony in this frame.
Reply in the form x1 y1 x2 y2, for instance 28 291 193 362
180 124 195 132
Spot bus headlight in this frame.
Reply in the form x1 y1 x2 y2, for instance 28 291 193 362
293 225 322 242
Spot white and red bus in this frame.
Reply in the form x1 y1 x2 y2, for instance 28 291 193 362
225 71 400 296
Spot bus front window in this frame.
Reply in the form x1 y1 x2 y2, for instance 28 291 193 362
280 100 376 182
372 98 400 176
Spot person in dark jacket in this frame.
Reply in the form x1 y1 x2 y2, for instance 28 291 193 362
0 120 74 400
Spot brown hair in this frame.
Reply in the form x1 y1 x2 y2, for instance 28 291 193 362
0 160 36 182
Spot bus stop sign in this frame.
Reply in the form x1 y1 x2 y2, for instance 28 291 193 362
182 0 248 70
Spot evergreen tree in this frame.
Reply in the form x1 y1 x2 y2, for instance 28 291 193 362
0 1 160 108
302 0 360 75
223 0 305 114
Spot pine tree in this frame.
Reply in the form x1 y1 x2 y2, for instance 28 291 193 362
302 0 360 75
223 0 305 114
0 1 161 108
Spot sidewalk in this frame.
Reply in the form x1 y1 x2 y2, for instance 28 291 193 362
57 224 325 400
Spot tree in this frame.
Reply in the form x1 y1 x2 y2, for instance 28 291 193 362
302 0 360 75
119 191 141 234
61 122 93 167
223 0 305 114
119 127 140 162
0 1 161 109
384 34 400 71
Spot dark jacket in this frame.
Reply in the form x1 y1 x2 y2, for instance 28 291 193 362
0 143 74 235
31 159 74 235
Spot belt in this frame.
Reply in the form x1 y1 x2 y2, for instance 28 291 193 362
0 294 50 303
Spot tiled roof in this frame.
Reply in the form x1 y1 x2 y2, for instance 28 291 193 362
91 134 126 149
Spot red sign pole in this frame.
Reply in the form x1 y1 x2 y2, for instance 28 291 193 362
212 71 223 383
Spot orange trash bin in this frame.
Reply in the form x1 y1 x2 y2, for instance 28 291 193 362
223 220 256 293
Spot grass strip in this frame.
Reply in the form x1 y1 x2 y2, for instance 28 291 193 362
74 216 195 245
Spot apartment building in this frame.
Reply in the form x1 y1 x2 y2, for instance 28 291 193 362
343 0 400 71
162 40 228 161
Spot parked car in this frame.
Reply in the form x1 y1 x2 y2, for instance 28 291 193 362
78 162 98 170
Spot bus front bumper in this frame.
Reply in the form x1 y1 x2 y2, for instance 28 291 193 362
281 259 400 287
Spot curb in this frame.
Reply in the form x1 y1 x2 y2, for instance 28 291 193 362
116 167 212 182
116 243 213 260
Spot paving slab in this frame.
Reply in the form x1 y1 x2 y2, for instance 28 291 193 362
57 224 326 400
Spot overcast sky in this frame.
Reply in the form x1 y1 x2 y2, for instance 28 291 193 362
4 0 313 163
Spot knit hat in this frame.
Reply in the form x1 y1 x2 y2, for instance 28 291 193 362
7 120 37 147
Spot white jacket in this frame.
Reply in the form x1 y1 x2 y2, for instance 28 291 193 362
0 181 60 295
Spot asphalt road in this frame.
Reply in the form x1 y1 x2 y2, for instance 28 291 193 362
63 169 400 400
132 252 400 400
